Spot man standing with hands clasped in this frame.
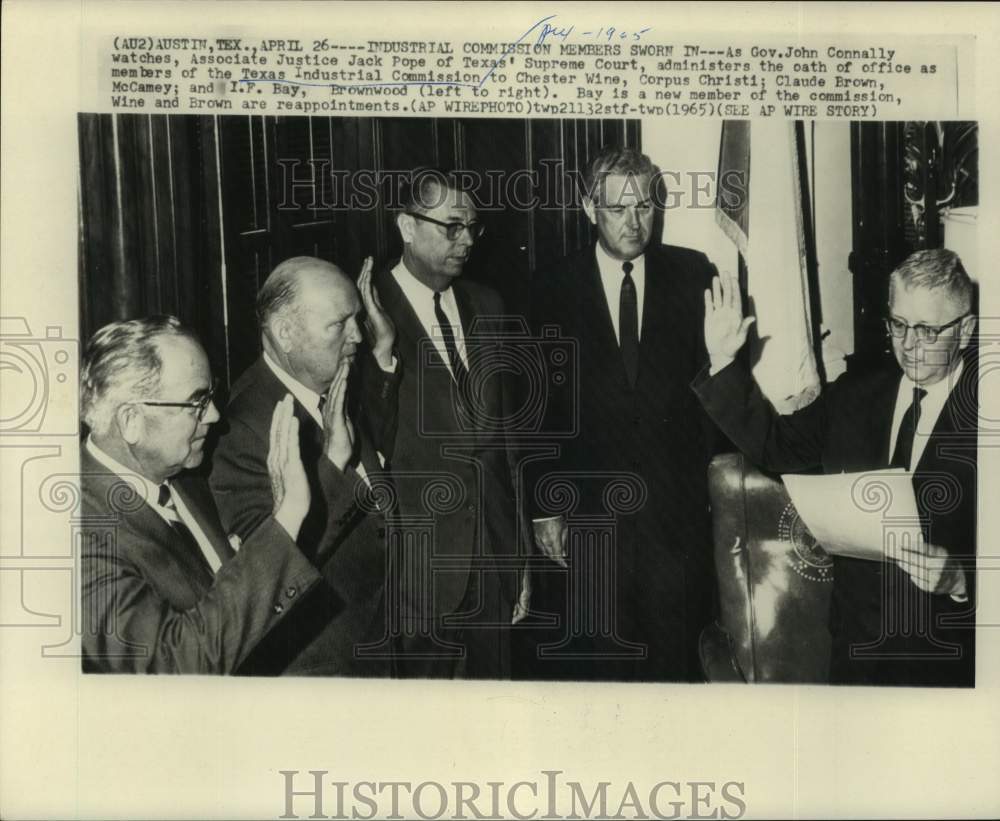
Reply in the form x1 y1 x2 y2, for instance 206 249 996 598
527 146 720 681
694 249 978 686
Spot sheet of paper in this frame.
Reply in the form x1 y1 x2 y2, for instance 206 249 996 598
782 469 924 561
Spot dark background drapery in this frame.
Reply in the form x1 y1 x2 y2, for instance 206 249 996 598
78 114 976 385
78 114 640 386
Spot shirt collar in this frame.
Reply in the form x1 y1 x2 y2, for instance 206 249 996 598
899 356 964 402
595 241 646 281
85 436 161 507
392 259 455 303
263 351 324 424
391 260 462 332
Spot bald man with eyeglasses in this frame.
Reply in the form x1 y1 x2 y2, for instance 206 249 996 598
694 248 979 686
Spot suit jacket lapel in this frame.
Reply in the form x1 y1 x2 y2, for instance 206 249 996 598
640 246 666 357
914 354 977 470
172 479 236 564
874 368 903 467
583 250 620 353
454 278 491 374
80 448 215 588
378 265 442 366
580 247 633 388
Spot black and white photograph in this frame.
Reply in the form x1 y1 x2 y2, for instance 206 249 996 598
2 2 998 819
73 111 980 687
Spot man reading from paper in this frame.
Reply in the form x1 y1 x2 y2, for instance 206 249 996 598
693 249 977 686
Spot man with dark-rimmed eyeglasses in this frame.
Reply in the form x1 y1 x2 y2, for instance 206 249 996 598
368 168 527 678
695 248 979 686
78 314 359 674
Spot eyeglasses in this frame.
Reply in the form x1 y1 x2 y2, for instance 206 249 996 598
884 314 969 344
137 378 219 421
407 212 485 241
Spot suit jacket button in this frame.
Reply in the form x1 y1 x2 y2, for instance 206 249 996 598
376 527 387 538
273 603 285 614
286 587 297 598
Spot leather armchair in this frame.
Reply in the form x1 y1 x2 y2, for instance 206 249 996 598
700 453 834 683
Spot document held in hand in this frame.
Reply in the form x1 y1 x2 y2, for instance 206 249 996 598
781 469 924 562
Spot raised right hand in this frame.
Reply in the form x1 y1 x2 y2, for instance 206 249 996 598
268 394 310 540
704 273 755 373
321 360 356 471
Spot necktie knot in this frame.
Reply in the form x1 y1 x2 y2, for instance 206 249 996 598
157 483 172 509
622 260 634 277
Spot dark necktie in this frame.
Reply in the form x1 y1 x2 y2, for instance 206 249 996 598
433 290 470 387
619 260 639 388
890 386 927 470
157 483 219 574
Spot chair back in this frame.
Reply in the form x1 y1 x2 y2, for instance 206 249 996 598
702 453 834 683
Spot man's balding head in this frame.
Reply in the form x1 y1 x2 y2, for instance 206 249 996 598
257 256 363 394
257 256 352 328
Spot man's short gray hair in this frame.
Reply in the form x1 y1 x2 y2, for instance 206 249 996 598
80 315 197 436
582 146 658 202
890 248 975 314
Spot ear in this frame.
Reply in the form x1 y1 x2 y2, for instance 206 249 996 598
582 196 597 226
273 316 296 354
397 212 415 244
958 314 977 350
116 402 143 446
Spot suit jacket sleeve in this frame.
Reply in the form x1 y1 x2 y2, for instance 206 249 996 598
357 351 401 460
82 516 321 674
210 415 365 564
693 359 829 474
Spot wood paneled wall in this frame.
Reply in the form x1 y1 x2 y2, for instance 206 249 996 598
78 114 640 386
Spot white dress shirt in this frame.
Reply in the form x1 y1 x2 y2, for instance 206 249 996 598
85 437 223 573
262 352 377 484
888 358 963 471
595 242 646 343
391 260 469 374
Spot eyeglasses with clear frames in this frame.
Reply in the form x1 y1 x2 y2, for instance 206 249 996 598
407 212 485 241
137 378 219 421
884 314 969 344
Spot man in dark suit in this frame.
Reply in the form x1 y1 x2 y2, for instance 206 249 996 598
526 146 720 681
371 169 523 678
210 257 399 676
695 249 977 686
80 315 325 674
